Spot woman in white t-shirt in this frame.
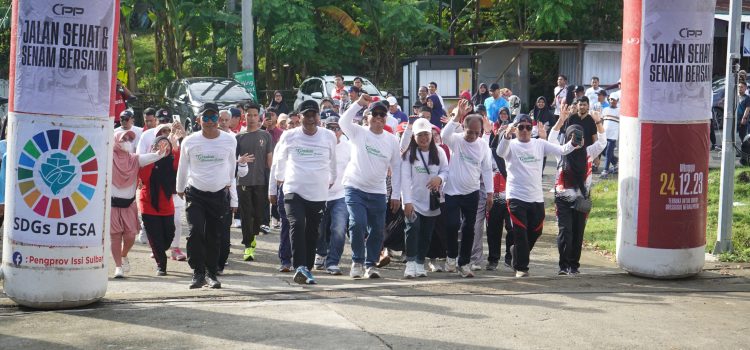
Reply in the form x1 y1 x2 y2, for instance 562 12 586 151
400 118 449 278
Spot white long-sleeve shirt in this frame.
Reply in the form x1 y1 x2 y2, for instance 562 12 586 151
340 103 402 195
176 132 237 193
400 147 449 217
328 139 351 200
440 122 494 196
496 134 575 203
111 152 163 199
136 128 157 155
274 127 337 202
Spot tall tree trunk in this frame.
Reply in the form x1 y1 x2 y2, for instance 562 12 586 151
226 0 239 77
121 18 138 92
154 24 162 73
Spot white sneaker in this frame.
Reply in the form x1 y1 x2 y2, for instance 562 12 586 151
365 266 381 279
314 254 325 270
458 265 474 278
515 270 529 278
114 267 124 278
445 258 457 273
232 219 242 228
121 257 131 273
415 263 427 277
470 263 482 271
429 259 444 272
350 263 364 279
403 261 417 279
137 231 148 244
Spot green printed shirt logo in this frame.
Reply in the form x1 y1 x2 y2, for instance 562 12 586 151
365 145 387 159
195 153 224 162
518 153 538 163
415 165 429 174
295 147 323 157
459 152 479 166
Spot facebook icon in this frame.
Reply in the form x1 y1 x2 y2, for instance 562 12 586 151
12 252 23 266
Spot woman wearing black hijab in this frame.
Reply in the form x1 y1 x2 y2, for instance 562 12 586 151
268 90 289 115
531 96 554 132
547 109 606 276
472 83 490 107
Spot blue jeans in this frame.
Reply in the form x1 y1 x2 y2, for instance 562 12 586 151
404 212 437 264
604 139 618 172
345 187 387 268
277 185 292 266
315 197 348 267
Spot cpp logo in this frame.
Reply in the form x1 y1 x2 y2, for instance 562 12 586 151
12 252 23 266
52 4 84 16
679 28 702 39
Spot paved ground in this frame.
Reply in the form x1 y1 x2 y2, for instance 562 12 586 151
1 153 749 349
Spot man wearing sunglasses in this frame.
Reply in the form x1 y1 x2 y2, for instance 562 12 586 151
496 114 578 277
273 100 337 284
340 94 402 279
176 103 238 289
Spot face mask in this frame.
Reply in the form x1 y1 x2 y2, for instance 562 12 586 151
120 141 132 151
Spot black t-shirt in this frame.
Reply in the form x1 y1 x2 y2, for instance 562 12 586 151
564 114 597 147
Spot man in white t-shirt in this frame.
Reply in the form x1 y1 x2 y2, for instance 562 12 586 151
441 100 495 278
340 94 402 279
584 76 604 103
601 97 620 177
496 114 576 277
137 108 172 155
176 102 237 290
114 110 142 152
274 100 337 285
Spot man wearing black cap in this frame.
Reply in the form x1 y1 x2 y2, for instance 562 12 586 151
273 100 337 284
137 108 173 155
484 83 509 124
176 102 238 289
235 102 274 262
114 110 142 153
340 94 402 279
591 89 610 114
496 113 577 277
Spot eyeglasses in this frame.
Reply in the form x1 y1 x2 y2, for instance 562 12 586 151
517 124 533 131
202 114 218 123
371 111 386 118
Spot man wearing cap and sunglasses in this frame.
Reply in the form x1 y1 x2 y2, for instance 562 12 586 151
273 100 337 284
496 114 578 277
114 110 143 153
176 102 238 289
341 93 402 279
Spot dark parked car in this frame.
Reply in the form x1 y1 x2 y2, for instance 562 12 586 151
164 77 255 132
712 77 725 129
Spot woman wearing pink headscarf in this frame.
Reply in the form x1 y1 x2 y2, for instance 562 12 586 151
111 130 167 278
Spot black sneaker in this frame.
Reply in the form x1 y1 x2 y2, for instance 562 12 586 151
156 268 167 276
569 268 580 275
557 269 569 275
486 262 498 271
189 274 207 289
206 273 222 289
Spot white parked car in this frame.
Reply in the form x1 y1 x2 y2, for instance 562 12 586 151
293 75 385 111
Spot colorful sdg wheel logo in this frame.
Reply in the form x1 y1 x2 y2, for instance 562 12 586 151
17 130 98 218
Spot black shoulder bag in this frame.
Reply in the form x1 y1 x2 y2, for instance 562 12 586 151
418 151 441 211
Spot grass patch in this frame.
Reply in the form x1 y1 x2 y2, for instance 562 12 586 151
585 168 750 262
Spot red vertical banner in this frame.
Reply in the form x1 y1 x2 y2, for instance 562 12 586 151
620 0 642 119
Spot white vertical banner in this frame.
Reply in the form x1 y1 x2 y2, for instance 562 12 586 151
2 0 119 309
743 23 750 57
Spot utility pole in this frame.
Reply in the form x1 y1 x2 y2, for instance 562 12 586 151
241 0 254 71
226 0 238 77
715 0 741 255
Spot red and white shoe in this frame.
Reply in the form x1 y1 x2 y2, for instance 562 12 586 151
171 248 187 261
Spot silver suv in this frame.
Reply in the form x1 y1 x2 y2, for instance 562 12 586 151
294 75 384 111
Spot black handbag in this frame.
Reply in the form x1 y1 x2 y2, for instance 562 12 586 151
573 176 592 214
418 151 441 211
111 196 135 208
